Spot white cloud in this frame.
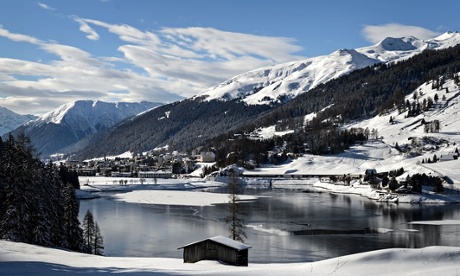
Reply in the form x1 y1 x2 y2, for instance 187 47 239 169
37 2 55 11
0 26 42 44
160 27 303 62
362 23 440 44
0 19 305 115
81 19 162 48
74 18 99 40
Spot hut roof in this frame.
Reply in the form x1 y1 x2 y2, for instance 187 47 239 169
178 235 251 251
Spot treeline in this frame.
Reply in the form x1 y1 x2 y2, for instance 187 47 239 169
382 173 444 194
209 126 370 168
0 134 84 251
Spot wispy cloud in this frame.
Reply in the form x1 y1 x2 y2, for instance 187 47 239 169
362 23 440 44
74 18 99 40
80 18 162 48
37 2 55 11
0 17 305 115
0 26 42 44
160 27 303 62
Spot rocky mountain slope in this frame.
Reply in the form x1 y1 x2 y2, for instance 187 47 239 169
9 100 162 157
0 106 37 136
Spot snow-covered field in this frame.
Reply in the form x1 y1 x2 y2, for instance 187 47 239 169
1 240 460 275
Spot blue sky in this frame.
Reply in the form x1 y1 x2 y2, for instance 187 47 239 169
0 0 459 115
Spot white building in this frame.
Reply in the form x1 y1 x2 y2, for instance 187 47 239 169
138 169 172 179
200 151 216 163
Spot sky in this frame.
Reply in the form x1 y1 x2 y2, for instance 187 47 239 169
0 0 459 116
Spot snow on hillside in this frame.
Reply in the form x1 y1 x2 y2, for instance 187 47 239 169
245 73 460 192
350 76 460 176
31 100 161 129
1 240 460 275
195 32 460 105
194 49 379 105
0 106 36 136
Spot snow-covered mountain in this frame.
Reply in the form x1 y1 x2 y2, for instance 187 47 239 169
28 100 161 131
11 100 162 157
247 73 460 183
195 32 460 105
0 106 37 136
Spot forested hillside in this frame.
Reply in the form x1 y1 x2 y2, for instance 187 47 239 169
71 98 273 160
206 45 460 167
71 44 460 161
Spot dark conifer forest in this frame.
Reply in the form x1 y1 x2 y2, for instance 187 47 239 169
0 134 85 252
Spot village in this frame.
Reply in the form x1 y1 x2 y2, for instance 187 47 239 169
62 149 218 180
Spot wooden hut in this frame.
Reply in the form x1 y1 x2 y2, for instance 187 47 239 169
178 235 251 266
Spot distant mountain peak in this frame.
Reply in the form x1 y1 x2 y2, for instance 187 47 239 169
11 100 163 157
0 106 37 136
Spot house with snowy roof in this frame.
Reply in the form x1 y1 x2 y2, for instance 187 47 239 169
178 235 251 266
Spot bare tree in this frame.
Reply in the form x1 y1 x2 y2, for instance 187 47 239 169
82 210 104 255
225 169 246 242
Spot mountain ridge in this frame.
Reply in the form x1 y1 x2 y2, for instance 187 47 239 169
0 106 37 136
194 32 460 105
9 100 162 157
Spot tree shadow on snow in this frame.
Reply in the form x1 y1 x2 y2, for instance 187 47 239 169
0 261 183 275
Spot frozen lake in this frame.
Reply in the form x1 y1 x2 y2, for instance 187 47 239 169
79 189 460 263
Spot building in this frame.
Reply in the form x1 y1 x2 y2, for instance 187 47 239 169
178 236 251 266
439 153 458 162
365 169 377 175
138 169 172 179
200 151 216 163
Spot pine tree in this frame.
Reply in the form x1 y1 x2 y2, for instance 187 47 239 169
0 135 33 243
43 162 67 247
0 134 85 252
30 161 53 247
62 184 84 251
388 177 399 191
82 210 95 253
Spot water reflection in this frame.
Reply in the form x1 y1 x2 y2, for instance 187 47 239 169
79 190 460 263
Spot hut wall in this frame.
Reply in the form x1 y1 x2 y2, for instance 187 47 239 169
182 240 248 266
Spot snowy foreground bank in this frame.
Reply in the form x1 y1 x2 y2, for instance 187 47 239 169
1 240 460 275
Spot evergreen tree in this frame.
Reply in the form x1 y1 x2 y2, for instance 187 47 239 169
62 184 84 251
0 135 34 243
82 210 95 253
43 162 67 247
0 134 85 252
388 177 399 191
82 210 104 255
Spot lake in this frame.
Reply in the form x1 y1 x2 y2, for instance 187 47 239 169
79 189 460 263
